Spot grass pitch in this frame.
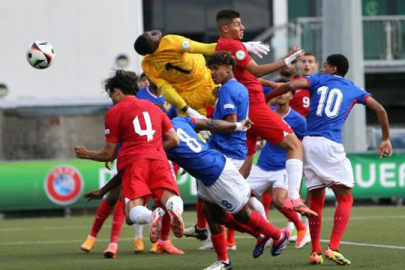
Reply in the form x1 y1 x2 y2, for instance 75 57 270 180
1 206 405 270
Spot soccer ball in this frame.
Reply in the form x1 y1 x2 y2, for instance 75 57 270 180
26 41 55 69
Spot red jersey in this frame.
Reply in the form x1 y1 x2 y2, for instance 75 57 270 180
289 89 310 117
105 96 173 171
216 38 265 105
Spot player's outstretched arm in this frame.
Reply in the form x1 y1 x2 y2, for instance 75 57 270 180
83 173 122 201
365 97 392 158
246 48 305 78
74 142 117 162
194 118 252 133
186 40 217 56
186 39 269 58
265 78 309 102
163 128 180 150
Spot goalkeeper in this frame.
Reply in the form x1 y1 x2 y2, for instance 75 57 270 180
134 30 269 119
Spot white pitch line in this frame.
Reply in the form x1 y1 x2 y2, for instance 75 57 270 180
1 237 405 251
1 215 405 232
320 240 405 250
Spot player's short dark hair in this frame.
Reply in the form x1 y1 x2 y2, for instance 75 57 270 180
326 54 349 77
207 51 236 70
134 34 154 56
140 72 147 79
216 10 240 29
303 52 317 60
104 70 139 96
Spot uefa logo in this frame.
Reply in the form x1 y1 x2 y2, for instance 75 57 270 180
44 165 84 205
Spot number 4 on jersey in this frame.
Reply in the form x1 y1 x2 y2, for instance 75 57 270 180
133 112 156 141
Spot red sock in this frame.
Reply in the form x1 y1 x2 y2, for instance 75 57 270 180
160 211 171 241
227 229 236 244
211 232 228 262
329 194 353 251
90 200 113 238
261 193 272 219
279 208 306 231
196 199 207 229
110 200 125 244
247 210 281 240
223 213 260 238
308 191 325 254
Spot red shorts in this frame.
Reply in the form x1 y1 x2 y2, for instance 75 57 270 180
247 103 293 155
120 158 179 204
169 160 179 178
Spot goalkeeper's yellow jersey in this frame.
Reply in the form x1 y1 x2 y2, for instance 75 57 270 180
142 35 216 116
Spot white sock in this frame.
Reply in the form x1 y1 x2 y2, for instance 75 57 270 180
166 196 184 215
134 224 144 238
286 159 303 200
287 221 295 231
129 206 152 225
248 196 267 219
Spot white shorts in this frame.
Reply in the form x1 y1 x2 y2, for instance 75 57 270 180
226 156 245 170
303 136 354 191
198 158 251 214
247 166 288 197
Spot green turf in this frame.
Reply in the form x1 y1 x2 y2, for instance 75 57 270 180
1 206 405 270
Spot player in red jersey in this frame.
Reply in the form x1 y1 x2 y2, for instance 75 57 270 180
74 70 185 248
215 10 315 217
289 52 318 117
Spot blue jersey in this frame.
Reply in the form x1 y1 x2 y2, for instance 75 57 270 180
209 79 249 160
136 87 178 119
257 107 307 171
262 86 272 95
166 117 226 186
305 73 371 143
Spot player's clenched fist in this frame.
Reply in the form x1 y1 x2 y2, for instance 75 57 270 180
74 145 89 159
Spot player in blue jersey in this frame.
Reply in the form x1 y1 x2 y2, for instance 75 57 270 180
266 54 392 265
208 51 249 168
247 89 310 249
184 51 250 251
167 117 290 270
208 51 249 252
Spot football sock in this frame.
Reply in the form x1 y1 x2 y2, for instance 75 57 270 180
287 221 295 232
330 193 353 251
196 199 207 229
135 224 144 238
160 211 171 241
129 206 152 225
308 192 325 254
223 213 260 238
110 200 125 244
248 196 266 219
227 229 236 244
286 159 303 200
211 232 228 262
165 195 184 215
90 200 113 238
246 211 281 240
279 208 306 231
261 193 272 219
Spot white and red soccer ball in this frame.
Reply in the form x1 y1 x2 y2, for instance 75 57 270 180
26 41 55 69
